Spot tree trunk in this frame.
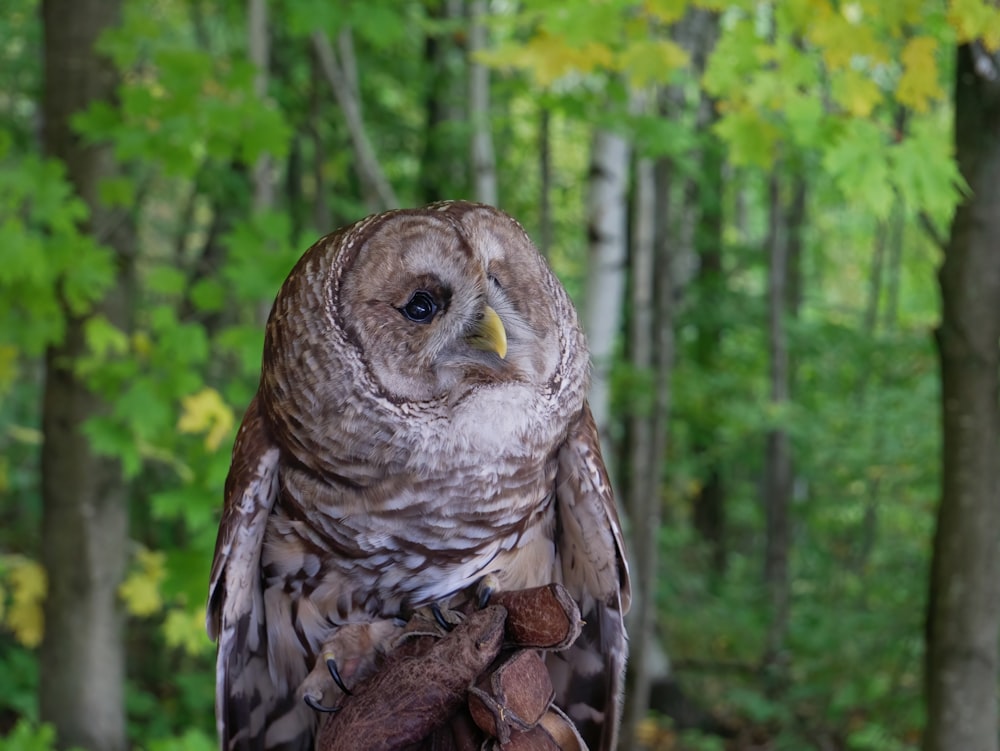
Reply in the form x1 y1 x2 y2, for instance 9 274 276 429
583 127 630 462
621 156 658 751
40 1 133 748
419 0 465 203
762 172 792 680
924 41 1000 751
248 0 274 324
312 28 398 212
688 87 727 577
248 0 274 212
468 0 497 205
538 107 552 258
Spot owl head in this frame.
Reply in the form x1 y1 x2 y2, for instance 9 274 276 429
262 202 586 413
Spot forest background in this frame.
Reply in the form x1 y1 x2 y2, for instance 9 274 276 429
1 1 999 750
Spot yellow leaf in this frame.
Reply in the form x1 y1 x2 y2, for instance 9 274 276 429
475 33 615 87
644 0 688 24
0 344 18 396
808 3 888 70
164 607 213 656
949 0 1000 51
619 38 689 87
132 330 153 360
832 69 883 117
177 387 235 452
896 36 945 112
119 547 166 617
3 557 47 648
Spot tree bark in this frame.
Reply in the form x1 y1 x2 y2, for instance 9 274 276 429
688 86 727 577
924 41 1000 751
621 156 658 751
538 107 552 258
248 0 274 212
249 0 274 324
468 0 497 205
419 0 465 203
40 1 133 748
583 127 630 461
762 172 792 680
312 28 398 212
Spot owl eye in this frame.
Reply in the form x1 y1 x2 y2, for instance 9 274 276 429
400 291 439 323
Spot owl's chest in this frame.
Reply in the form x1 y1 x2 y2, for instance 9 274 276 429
263 452 559 617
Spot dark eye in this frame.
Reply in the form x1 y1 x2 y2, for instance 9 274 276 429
400 291 438 323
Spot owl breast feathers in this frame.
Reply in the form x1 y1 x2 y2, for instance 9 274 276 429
207 201 631 751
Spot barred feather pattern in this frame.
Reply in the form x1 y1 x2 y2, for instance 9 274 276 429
207 202 630 751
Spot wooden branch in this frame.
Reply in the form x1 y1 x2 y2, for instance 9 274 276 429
311 29 398 212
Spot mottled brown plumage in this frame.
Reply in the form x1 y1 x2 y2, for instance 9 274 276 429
207 201 630 751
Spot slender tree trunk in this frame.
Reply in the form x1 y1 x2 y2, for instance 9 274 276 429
584 127 630 459
621 156 658 751
538 107 552 258
40 1 133 748
309 51 333 231
312 28 398 211
419 0 465 203
688 87 727 577
248 0 274 324
248 0 274 211
468 0 497 205
762 172 792 681
924 41 1000 751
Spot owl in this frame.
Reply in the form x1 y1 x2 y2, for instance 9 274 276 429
207 201 630 751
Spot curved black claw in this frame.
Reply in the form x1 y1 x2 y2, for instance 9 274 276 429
431 603 455 632
326 656 352 697
477 583 494 610
304 694 340 713
476 574 499 610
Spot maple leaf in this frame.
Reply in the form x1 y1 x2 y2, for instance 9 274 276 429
896 36 945 112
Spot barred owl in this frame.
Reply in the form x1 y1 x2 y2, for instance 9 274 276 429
207 201 630 751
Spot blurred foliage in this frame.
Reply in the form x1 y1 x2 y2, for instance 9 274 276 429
0 0 975 748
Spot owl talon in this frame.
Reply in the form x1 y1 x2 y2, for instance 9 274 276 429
303 694 340 713
326 655 352 696
476 574 500 609
431 603 454 632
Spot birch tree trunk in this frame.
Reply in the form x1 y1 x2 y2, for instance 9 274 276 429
312 28 398 211
468 0 497 205
538 107 552 257
925 40 1000 751
40 0 133 747
248 0 274 212
584 128 629 459
249 0 274 324
621 155 659 751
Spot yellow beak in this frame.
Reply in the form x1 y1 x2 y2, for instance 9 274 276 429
467 305 508 360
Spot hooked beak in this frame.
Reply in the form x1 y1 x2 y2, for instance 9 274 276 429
467 305 508 359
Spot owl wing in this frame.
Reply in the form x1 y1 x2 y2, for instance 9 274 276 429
551 402 631 751
206 393 288 751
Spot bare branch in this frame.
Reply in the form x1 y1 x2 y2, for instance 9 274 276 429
311 29 399 212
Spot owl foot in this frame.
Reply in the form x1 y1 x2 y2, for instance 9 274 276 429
430 603 455 632
476 573 500 609
300 620 402 713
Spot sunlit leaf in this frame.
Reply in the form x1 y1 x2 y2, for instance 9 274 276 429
177 387 235 453
119 548 166 617
1 557 46 648
896 36 945 113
